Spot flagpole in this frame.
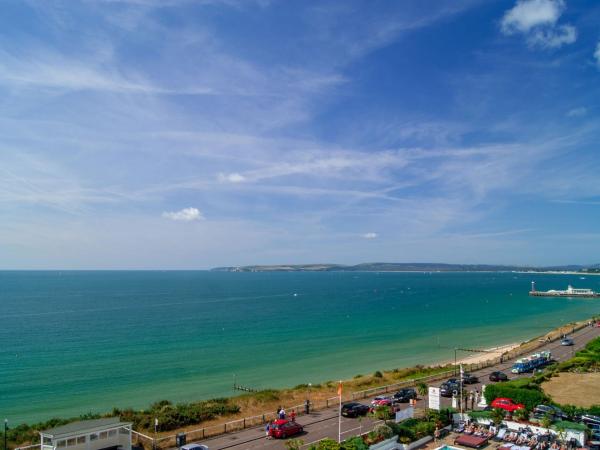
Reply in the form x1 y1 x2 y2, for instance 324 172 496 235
338 380 342 443
459 364 464 416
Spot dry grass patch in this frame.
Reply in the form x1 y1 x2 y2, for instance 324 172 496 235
542 372 600 407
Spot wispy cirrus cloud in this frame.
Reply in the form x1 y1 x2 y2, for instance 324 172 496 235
0 49 214 94
567 107 587 117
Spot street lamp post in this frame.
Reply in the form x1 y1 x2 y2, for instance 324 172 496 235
454 349 457 376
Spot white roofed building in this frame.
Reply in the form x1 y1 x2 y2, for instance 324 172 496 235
40 418 132 450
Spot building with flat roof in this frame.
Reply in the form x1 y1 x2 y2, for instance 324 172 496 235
40 418 132 450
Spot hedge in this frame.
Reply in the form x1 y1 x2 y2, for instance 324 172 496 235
468 411 493 420
484 383 548 411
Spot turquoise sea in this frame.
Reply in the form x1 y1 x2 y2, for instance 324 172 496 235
2 271 600 424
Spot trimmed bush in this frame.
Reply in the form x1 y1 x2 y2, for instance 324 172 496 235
468 410 492 420
484 383 548 411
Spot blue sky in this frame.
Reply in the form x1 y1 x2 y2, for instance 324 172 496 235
1 0 600 269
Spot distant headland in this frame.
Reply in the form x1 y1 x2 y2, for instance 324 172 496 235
211 262 600 273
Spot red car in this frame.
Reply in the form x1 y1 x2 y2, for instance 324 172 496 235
370 396 393 407
269 419 303 439
491 397 525 412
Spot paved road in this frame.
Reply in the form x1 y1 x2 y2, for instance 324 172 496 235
195 324 600 450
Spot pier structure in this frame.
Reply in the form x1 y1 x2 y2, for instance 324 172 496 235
529 283 600 298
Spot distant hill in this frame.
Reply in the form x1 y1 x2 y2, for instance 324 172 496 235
211 262 599 273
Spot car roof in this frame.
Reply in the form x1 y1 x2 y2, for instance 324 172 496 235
273 419 289 425
181 445 208 450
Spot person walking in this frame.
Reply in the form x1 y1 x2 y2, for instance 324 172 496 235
279 408 286 420
290 409 296 422
265 421 271 439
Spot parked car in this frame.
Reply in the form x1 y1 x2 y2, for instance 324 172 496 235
181 445 209 450
440 381 461 397
560 337 574 346
491 397 525 412
462 373 479 384
489 371 508 382
582 415 600 427
370 396 393 407
393 388 417 403
341 402 370 417
532 405 568 421
269 419 303 439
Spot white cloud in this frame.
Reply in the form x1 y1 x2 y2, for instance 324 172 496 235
567 107 587 117
500 0 576 49
218 172 246 183
501 0 564 33
162 207 204 221
595 41 600 69
527 24 576 48
362 232 378 239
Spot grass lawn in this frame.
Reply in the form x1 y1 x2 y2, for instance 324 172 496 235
542 372 600 407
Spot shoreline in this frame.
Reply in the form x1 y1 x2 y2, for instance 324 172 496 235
450 342 521 366
7 315 599 448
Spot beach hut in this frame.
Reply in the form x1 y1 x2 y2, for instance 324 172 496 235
40 417 132 450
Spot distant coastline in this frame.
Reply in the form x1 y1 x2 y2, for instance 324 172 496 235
212 262 600 273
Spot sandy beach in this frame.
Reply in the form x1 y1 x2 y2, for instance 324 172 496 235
456 342 521 365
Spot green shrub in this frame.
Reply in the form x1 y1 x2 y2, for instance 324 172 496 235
413 421 435 438
490 408 506 425
371 405 393 420
373 424 394 440
309 438 340 450
374 370 383 378
247 389 280 402
468 411 492 420
552 421 588 432
285 438 304 450
341 436 368 450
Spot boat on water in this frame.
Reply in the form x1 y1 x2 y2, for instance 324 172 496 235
529 281 600 298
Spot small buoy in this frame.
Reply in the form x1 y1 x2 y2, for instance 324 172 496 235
293 293 298 297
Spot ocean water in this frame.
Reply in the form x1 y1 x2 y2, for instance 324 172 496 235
1 270 599 424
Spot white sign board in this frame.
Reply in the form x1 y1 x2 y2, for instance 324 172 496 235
395 406 414 423
428 386 440 410
477 384 488 407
